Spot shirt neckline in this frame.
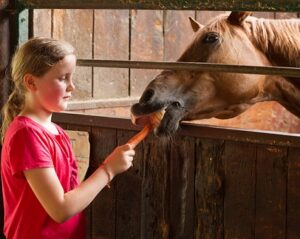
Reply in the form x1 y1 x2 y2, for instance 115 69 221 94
16 115 61 137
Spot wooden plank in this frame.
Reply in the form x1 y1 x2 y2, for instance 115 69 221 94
253 12 275 19
32 9 51 37
130 9 163 96
18 0 300 12
287 147 300 239
164 10 195 61
53 113 300 148
275 12 298 19
114 129 143 239
196 11 229 25
77 58 300 78
195 138 224 239
223 141 256 239
89 127 117 239
255 145 287 239
94 9 129 99
169 136 195 238
52 9 93 100
140 132 170 238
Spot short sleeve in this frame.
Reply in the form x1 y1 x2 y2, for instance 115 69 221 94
7 127 54 176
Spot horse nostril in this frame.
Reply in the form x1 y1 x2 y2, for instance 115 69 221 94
172 101 182 108
140 89 154 104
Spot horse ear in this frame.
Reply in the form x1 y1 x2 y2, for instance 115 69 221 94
228 12 252 25
189 17 204 32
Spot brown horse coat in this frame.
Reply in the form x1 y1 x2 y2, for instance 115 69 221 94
131 12 300 136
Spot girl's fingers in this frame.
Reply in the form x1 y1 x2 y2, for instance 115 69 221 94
125 143 133 150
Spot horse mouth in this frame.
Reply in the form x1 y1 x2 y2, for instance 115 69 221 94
131 101 186 137
130 108 166 130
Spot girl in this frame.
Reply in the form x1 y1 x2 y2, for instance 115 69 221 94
0 37 135 239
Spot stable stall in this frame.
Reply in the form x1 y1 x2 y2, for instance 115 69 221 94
1 1 300 238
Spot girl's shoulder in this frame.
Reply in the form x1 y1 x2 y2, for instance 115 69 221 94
7 116 43 134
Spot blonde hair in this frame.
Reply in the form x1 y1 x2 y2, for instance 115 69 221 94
1 37 75 142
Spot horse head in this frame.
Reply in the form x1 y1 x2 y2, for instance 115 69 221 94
131 12 300 136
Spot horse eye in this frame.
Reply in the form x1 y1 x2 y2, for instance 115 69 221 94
202 33 219 44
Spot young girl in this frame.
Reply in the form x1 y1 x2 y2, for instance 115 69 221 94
0 37 135 239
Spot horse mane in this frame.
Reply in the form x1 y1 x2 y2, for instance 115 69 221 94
247 17 300 67
204 14 300 67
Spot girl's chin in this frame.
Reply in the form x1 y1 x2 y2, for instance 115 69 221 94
55 103 68 112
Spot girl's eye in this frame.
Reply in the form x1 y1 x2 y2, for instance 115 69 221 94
58 76 67 81
202 32 220 44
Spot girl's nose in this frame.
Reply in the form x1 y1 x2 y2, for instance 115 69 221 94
67 79 76 92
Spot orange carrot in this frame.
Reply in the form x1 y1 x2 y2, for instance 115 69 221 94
128 111 164 148
127 124 153 149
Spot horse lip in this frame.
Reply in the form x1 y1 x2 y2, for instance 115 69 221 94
130 103 167 126
131 102 166 116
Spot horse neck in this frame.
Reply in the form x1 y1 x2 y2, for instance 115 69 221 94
248 18 300 68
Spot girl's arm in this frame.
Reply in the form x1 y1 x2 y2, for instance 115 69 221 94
24 144 134 223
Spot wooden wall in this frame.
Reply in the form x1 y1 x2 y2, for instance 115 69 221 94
54 113 300 239
32 10 300 133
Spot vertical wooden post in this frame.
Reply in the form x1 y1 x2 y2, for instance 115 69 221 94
0 2 10 110
0 0 21 110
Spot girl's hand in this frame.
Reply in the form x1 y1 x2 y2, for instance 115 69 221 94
103 144 135 178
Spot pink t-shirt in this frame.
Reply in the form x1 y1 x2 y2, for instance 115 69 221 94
1 116 85 239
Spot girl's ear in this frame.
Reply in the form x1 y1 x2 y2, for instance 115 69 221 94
23 74 37 91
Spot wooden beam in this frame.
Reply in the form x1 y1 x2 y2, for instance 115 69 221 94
77 59 300 78
52 112 300 147
17 0 300 12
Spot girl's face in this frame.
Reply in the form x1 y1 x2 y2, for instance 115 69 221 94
32 54 76 114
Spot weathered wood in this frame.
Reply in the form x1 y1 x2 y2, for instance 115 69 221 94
255 145 287 239
77 59 300 78
89 127 117 239
164 10 195 61
275 12 298 19
169 136 195 239
32 9 51 37
287 147 300 239
196 11 228 25
52 9 93 100
114 129 142 239
93 9 129 99
130 10 163 96
17 0 300 12
223 141 256 239
195 138 224 239
141 133 170 238
53 112 300 147
66 97 139 111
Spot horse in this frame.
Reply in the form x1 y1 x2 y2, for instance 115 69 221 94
130 11 300 136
